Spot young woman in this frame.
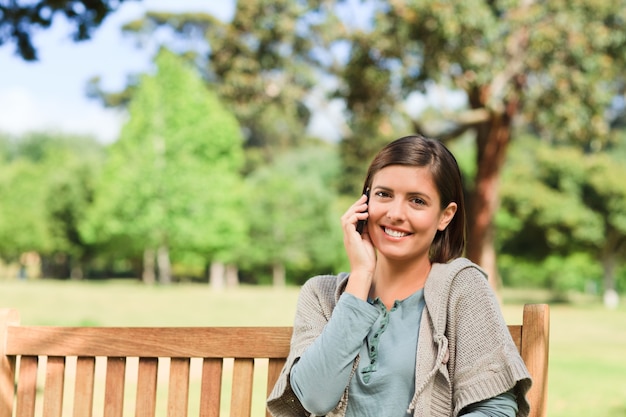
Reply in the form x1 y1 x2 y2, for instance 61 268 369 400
267 135 531 417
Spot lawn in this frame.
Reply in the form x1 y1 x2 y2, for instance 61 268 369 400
1 278 625 417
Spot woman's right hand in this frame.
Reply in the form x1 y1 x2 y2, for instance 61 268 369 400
341 194 376 299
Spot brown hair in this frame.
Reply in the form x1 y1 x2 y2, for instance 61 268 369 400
362 135 466 263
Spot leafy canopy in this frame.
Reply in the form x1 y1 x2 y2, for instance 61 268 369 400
82 48 246 263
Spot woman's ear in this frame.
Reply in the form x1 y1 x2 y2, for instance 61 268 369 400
437 202 457 231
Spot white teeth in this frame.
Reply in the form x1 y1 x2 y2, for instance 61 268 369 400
384 228 408 238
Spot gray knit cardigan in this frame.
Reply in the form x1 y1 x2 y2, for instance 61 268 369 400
266 258 532 417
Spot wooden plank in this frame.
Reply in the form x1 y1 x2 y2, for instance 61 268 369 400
135 358 158 417
42 356 65 417
5 327 293 358
73 357 95 417
167 358 190 417
521 304 550 417
15 356 37 417
266 359 285 417
199 358 222 417
103 357 126 417
0 309 19 417
230 359 254 417
508 325 522 352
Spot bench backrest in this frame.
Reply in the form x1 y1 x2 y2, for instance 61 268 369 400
0 304 549 417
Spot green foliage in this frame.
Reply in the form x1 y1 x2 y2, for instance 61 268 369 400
497 135 626 294
363 0 626 146
0 157 51 259
0 133 104 270
617 264 626 293
120 0 327 167
498 141 603 253
446 134 477 193
338 129 391 194
499 252 603 295
499 136 626 251
42 139 105 259
241 145 345 284
82 49 247 266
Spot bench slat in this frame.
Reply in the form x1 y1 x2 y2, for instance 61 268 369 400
199 358 222 417
16 356 37 417
5 327 293 358
230 358 254 417
42 357 64 417
74 357 95 417
136 358 158 417
167 358 190 417
521 304 550 417
266 358 286 417
509 325 522 351
103 358 125 417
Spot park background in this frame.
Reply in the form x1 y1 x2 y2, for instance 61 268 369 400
1 0 626 416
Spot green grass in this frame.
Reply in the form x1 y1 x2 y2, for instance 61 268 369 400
501 290 626 417
1 279 625 417
0 278 300 327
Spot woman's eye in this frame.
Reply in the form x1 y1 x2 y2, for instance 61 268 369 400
411 197 426 205
375 191 391 198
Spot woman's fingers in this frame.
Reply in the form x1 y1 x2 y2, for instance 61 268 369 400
341 194 368 232
341 195 375 276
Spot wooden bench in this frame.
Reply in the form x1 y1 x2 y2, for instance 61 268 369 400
0 304 550 417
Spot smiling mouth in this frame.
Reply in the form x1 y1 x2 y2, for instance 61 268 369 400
384 227 410 238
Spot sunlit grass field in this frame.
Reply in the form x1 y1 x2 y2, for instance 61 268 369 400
1 278 625 417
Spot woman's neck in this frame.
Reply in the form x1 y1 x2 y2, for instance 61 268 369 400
370 258 432 309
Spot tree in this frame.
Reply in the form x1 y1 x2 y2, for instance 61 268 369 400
97 0 343 170
322 0 626 288
0 132 105 278
0 152 51 261
39 135 105 279
81 48 246 284
497 135 626 306
242 145 344 286
0 0 136 60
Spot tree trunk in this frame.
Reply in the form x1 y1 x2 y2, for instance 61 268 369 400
466 112 513 293
602 255 619 309
273 263 286 287
142 248 156 284
70 256 83 280
226 264 239 288
157 244 172 284
210 261 225 290
601 235 620 309
70 264 83 280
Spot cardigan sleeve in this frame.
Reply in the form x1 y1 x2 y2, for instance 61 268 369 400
266 275 342 417
447 267 532 417
459 389 518 416
290 293 379 415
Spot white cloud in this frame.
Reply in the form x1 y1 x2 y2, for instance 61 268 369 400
0 88 36 133
0 87 124 143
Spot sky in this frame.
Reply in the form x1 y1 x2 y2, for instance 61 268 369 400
0 1 236 144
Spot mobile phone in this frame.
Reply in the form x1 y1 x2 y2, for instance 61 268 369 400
356 187 370 234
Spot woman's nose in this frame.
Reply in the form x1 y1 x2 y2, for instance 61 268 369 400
385 200 406 222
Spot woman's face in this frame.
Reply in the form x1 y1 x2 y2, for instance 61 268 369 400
366 165 457 264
